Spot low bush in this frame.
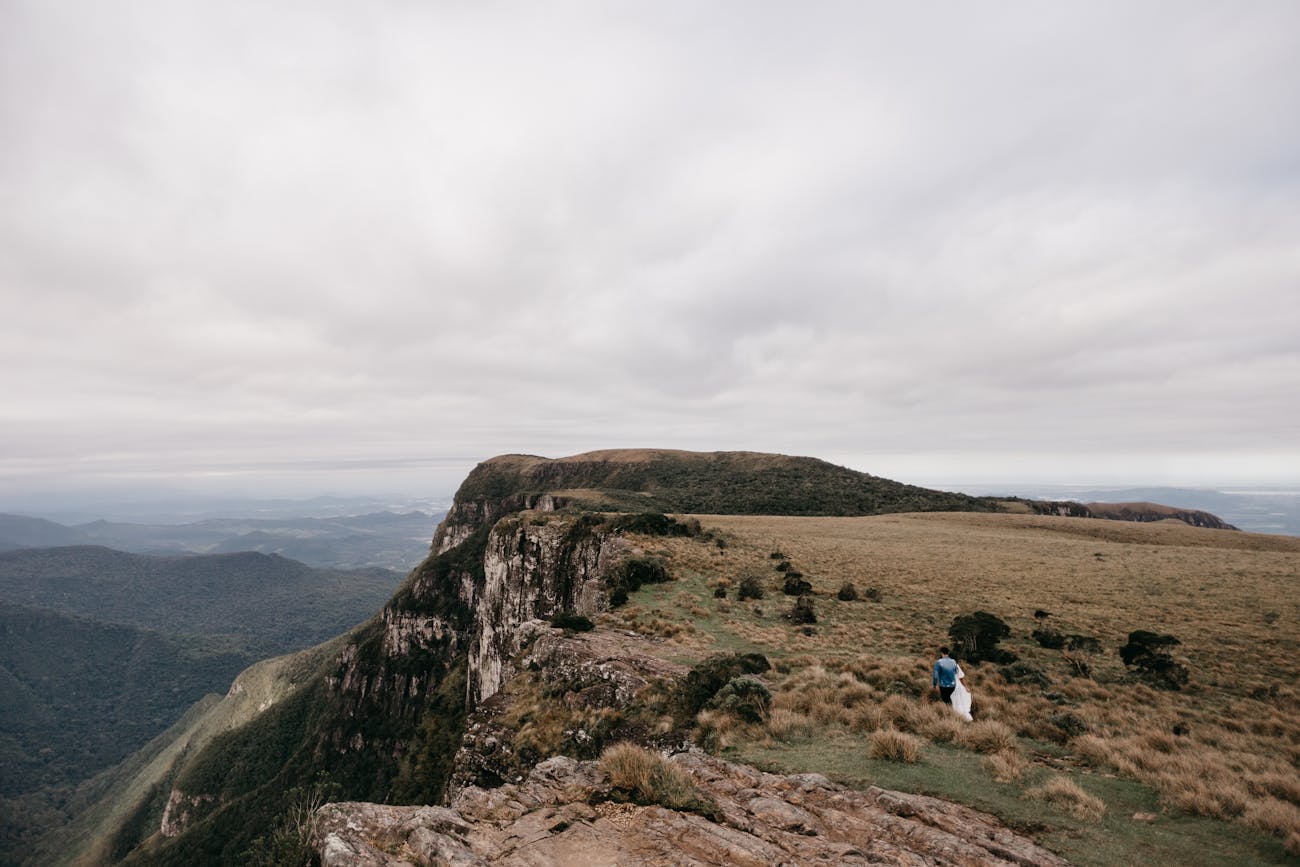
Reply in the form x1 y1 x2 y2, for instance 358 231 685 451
548 611 595 632
782 574 813 596
737 575 765 600
608 557 671 607
610 513 697 537
863 586 882 602
678 653 771 717
786 596 816 625
948 612 1016 664
1032 627 1066 649
836 582 858 601
1119 630 1189 690
706 676 772 724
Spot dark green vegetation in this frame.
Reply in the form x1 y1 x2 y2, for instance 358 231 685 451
0 546 401 654
455 450 999 517
1120 630 1190 690
678 653 772 720
0 511 441 572
0 603 250 798
948 611 1017 664
0 546 403 865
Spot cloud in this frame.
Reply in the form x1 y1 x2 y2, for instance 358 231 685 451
2 0 1298 496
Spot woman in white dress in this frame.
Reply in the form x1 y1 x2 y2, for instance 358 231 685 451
951 664 973 721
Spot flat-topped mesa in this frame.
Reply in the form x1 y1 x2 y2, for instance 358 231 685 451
432 449 997 555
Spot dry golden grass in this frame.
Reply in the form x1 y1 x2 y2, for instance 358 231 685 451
960 720 1018 754
983 749 1027 783
1028 776 1107 822
869 729 921 763
641 511 1300 846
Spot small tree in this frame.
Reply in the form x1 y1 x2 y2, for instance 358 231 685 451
948 611 1016 664
1119 630 1188 690
837 582 858 601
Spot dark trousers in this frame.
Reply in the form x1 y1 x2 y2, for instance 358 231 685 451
938 686 955 705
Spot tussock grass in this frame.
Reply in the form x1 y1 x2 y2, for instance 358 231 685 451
961 720 1018 754
1028 776 1107 822
983 749 1026 783
598 743 719 819
869 729 921 763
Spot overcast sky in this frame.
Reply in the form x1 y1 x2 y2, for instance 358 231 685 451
3 1 1298 502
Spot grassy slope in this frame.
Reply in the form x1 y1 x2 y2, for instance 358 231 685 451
601 511 1299 864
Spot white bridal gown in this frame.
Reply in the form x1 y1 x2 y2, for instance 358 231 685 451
952 665 973 721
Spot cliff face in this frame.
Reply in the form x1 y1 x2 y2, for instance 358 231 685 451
469 515 625 705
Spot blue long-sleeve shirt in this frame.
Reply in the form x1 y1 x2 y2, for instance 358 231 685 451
933 656 959 688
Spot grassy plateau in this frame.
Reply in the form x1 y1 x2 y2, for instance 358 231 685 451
594 511 1300 864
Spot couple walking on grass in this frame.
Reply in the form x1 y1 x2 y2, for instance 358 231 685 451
932 647 973 721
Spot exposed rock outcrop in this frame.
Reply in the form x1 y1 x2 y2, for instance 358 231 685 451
317 752 1070 866
468 515 625 705
451 626 689 791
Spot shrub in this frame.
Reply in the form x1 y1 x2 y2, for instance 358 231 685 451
712 586 727 599
610 513 696 537
1000 662 1049 688
837 582 859 601
548 611 595 632
775 560 794 572
782 574 813 596
1119 630 1189 690
1032 627 1066 649
869 729 920 763
737 575 765 600
1062 634 1101 677
1044 711 1088 743
786 596 816 625
769 549 786 559
608 557 671 607
1028 776 1106 822
948 611 1016 664
678 653 771 717
706 676 772 723
598 743 720 819
863 586 882 602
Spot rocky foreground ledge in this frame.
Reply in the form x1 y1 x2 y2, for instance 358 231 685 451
316 751 1069 866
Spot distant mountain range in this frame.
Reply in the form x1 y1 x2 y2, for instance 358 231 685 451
0 510 443 572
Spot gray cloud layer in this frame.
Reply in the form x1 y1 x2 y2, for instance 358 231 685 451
3 1 1298 496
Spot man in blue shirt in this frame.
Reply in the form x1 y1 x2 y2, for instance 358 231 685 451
932 647 959 705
